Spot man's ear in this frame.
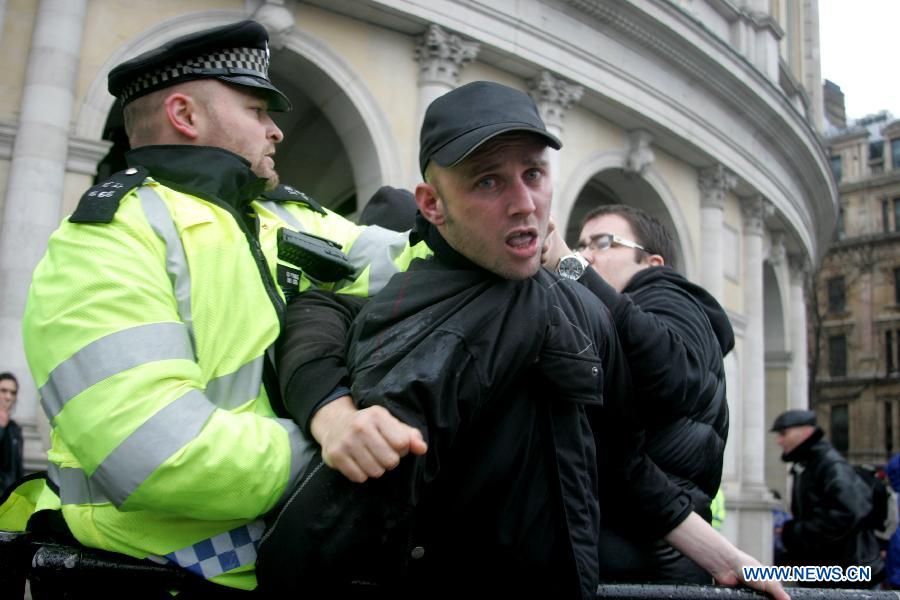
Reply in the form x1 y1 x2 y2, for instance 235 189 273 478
163 92 201 140
415 182 445 226
646 253 664 267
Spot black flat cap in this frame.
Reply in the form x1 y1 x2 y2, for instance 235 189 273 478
108 20 291 111
418 81 561 177
771 409 817 432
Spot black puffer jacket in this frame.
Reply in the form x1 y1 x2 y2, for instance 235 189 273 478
782 429 884 582
581 266 732 526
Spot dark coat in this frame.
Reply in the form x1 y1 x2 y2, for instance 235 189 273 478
0 419 24 495
886 453 900 585
581 266 731 524
781 429 884 582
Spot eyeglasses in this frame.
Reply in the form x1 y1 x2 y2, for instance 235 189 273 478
575 233 647 254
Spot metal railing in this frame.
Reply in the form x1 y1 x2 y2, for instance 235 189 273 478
4 530 900 599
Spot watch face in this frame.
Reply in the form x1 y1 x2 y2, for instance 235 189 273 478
558 255 585 280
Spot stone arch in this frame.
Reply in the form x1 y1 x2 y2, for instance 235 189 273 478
558 150 696 279
763 259 791 500
74 10 399 212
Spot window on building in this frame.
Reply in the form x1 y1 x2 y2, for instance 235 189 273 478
894 198 900 232
831 403 849 454
831 155 842 182
889 330 896 374
887 401 894 455
836 205 845 240
895 268 900 303
893 138 900 169
829 335 847 377
885 199 892 233
870 140 885 174
827 276 846 313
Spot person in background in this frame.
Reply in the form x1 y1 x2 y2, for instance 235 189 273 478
771 489 791 566
711 488 726 532
884 453 900 589
0 372 24 496
358 185 418 232
543 204 732 584
772 409 884 588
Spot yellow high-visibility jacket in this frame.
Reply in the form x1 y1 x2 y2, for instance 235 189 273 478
20 145 429 590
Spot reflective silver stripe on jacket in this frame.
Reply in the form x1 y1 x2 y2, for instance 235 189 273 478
344 225 408 295
40 322 193 421
274 418 317 506
139 186 195 353
205 356 263 410
256 200 306 232
48 463 111 505
141 185 263 408
50 389 216 507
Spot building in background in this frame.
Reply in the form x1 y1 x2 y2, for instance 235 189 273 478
0 0 835 562
814 96 900 467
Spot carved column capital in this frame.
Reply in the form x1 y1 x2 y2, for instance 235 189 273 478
741 195 771 235
698 164 736 210
253 0 295 48
788 253 810 284
623 129 655 176
415 24 480 87
766 232 786 266
527 71 583 133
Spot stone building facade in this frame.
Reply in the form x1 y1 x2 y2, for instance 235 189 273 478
815 109 900 467
0 0 836 562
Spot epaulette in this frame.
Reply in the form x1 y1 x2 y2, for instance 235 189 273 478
70 166 149 224
262 185 326 215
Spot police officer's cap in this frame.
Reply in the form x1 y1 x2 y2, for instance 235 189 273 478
771 409 817 432
108 20 291 111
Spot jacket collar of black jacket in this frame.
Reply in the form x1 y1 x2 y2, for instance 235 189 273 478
125 145 269 211
782 427 826 463
415 211 489 274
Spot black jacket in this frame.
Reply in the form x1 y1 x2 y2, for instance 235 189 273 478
0 419 24 495
781 429 884 580
265 220 692 598
581 266 732 526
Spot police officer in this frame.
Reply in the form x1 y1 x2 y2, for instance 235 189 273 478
15 20 427 594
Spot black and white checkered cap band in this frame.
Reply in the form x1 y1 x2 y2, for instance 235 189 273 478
120 46 269 103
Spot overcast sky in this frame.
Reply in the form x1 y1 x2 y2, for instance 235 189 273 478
818 0 900 121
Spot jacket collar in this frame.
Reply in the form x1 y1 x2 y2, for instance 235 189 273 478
782 427 826 463
415 211 486 273
126 145 269 211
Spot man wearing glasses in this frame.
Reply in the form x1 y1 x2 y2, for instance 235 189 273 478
546 204 734 584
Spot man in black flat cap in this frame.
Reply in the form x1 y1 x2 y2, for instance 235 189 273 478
260 81 787 600
17 19 429 595
773 409 884 586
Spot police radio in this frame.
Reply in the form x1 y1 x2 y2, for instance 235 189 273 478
276 228 355 282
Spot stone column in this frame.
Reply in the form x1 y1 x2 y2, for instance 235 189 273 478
788 254 810 411
528 71 583 189
698 165 736 303
413 24 478 183
733 194 773 562
0 0 86 453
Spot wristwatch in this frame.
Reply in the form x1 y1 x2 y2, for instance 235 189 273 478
556 253 589 280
